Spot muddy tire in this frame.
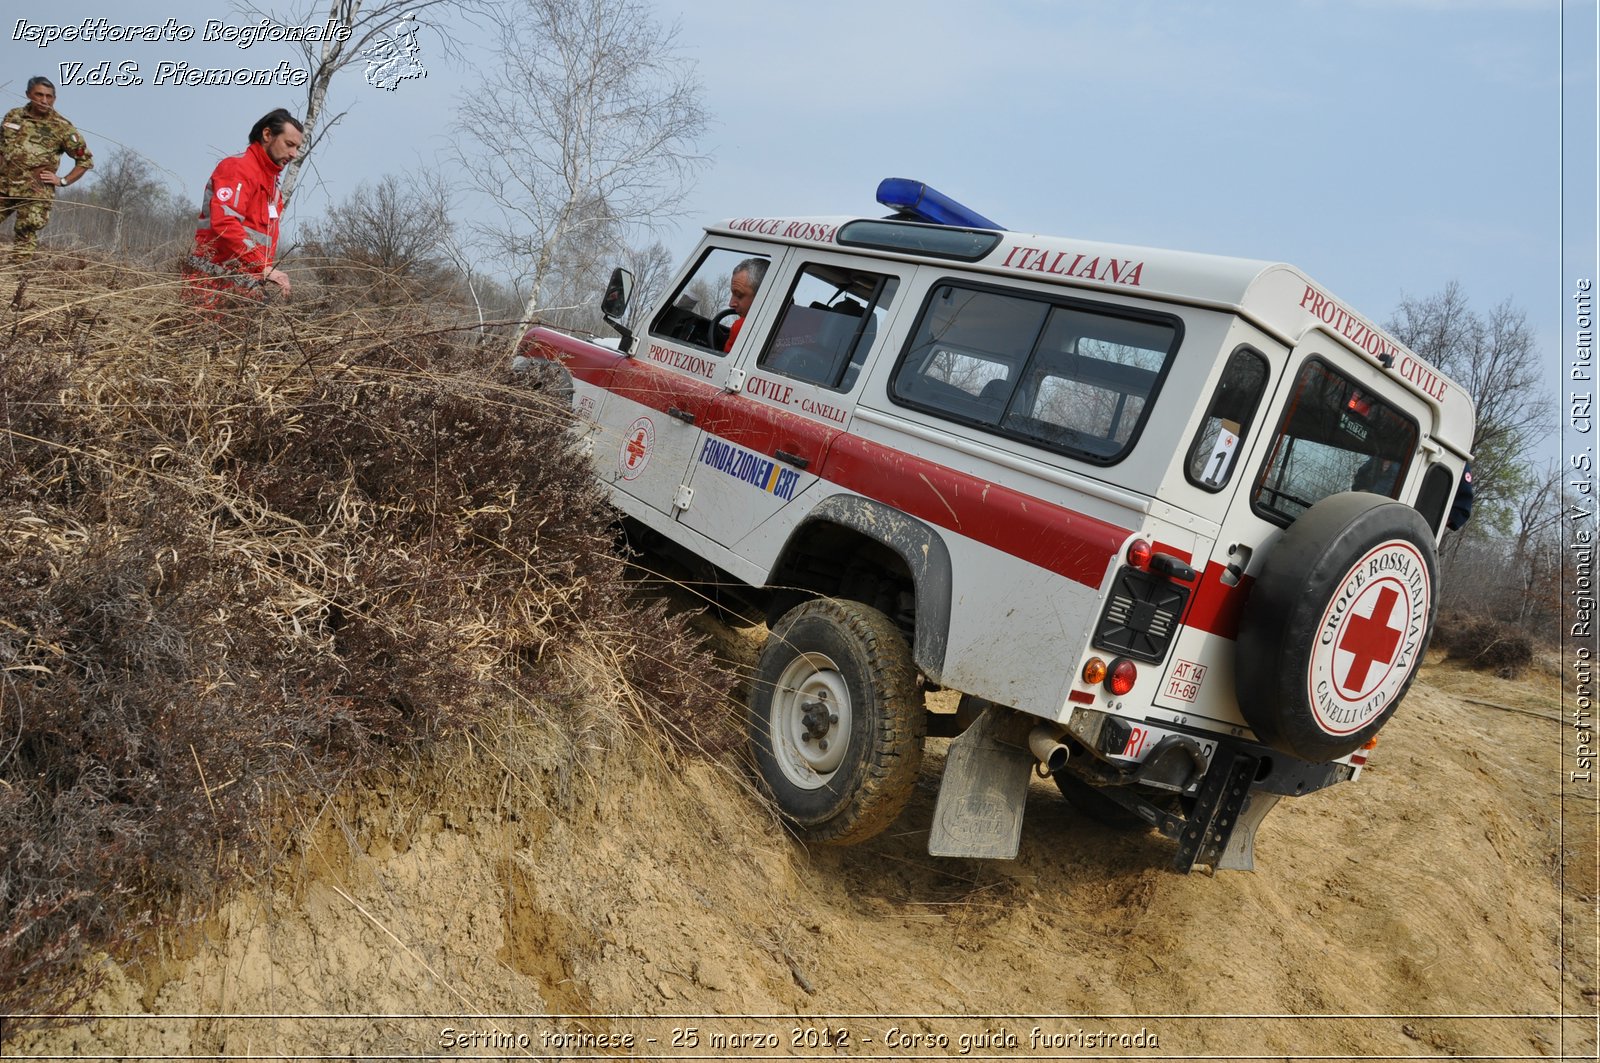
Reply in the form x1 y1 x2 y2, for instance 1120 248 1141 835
749 597 925 845
1236 491 1438 763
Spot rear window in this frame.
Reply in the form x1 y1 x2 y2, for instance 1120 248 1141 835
1185 346 1271 492
1252 358 1419 525
889 283 1182 464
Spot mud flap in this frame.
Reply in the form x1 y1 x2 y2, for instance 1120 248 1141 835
928 705 1035 859
1212 792 1280 872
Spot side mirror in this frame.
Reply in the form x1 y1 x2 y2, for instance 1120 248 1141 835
602 267 633 318
601 267 635 354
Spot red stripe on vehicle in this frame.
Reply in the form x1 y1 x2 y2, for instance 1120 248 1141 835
702 391 842 471
1182 561 1253 640
521 328 619 387
529 328 1133 590
820 434 1131 588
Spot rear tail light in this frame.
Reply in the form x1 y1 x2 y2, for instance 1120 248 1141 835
1106 658 1137 696
1126 539 1153 570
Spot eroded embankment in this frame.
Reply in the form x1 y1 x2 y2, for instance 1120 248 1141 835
17 657 1588 1062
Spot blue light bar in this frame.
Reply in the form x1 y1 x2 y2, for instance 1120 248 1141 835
876 178 1004 231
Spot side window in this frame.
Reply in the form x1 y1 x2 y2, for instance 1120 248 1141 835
1415 463 1455 534
890 283 1181 464
651 247 771 355
1252 358 1419 525
758 264 898 392
1185 346 1270 491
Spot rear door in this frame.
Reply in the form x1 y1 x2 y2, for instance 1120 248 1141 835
1159 335 1427 727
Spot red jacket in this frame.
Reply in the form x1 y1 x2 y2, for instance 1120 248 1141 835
188 141 284 286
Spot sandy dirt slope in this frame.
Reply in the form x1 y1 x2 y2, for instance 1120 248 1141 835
12 630 1597 1062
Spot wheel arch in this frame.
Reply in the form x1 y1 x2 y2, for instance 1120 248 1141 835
770 495 953 682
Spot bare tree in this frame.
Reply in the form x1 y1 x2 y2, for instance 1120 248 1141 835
1506 464 1568 624
300 172 456 301
1387 281 1550 528
1441 463 1578 637
617 240 676 330
235 0 493 206
530 192 625 331
52 149 194 259
454 0 708 351
1388 284 1568 636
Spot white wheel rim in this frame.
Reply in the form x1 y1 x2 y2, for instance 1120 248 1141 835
769 650 852 790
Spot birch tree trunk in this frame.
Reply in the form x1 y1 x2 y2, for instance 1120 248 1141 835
240 0 486 207
452 0 708 356
279 0 361 207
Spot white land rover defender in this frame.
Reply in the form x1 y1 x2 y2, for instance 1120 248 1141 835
515 179 1475 872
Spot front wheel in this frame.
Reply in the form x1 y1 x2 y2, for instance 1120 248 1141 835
748 598 925 845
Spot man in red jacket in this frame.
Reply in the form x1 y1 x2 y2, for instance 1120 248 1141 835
185 108 302 307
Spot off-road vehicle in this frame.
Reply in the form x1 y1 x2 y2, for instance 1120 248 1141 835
515 179 1474 871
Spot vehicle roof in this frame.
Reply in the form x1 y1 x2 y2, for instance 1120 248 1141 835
704 214 1476 457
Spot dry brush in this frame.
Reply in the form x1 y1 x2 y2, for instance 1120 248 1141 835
0 255 734 1032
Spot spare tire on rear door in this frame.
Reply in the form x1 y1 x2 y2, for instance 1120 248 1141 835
1236 491 1438 763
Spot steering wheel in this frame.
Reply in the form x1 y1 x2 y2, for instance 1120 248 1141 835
708 307 741 351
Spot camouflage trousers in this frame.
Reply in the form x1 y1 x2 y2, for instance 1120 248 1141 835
0 190 53 260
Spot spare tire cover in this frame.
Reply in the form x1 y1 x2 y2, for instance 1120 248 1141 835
1236 491 1438 763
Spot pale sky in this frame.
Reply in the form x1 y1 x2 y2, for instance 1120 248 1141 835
2 0 1592 462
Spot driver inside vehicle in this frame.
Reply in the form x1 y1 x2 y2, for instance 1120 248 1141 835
723 257 769 352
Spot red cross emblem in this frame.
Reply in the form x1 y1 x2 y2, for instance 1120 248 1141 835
1337 585 1402 694
625 430 648 469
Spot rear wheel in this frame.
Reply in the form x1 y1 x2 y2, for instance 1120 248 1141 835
1052 770 1154 831
748 598 924 844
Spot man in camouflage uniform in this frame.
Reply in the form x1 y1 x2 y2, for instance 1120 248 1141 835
0 77 93 260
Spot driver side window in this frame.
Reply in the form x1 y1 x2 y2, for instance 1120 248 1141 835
650 247 771 355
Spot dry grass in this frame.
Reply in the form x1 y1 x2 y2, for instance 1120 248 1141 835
1432 609 1537 680
0 252 735 1035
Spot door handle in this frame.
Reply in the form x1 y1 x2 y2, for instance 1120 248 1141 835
774 449 810 470
667 406 696 425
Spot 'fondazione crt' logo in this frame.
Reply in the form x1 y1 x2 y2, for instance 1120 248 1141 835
1308 539 1431 736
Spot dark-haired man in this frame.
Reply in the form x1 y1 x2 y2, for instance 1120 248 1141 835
0 77 93 260
185 108 302 305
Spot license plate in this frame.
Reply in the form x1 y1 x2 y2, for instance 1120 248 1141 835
1108 720 1217 764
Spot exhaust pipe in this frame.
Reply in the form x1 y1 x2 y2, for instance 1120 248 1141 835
1028 725 1071 774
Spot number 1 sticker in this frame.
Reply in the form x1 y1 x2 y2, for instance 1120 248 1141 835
1203 420 1241 486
